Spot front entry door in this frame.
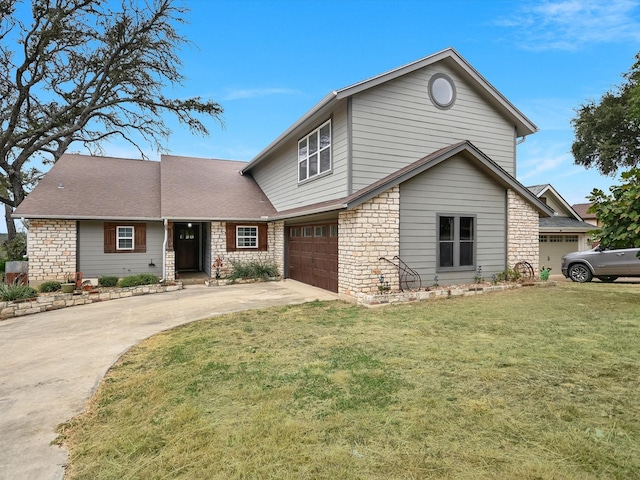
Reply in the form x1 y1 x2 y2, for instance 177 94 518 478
175 223 200 270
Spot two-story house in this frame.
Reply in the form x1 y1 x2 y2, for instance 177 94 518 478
14 48 552 298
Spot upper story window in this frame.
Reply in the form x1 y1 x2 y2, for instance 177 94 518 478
298 120 331 182
428 73 456 110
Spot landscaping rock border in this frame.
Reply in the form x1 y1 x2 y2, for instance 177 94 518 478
356 281 556 306
0 283 183 320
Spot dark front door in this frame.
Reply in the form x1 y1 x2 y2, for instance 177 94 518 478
175 223 200 270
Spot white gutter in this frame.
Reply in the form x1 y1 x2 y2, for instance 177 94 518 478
161 219 168 282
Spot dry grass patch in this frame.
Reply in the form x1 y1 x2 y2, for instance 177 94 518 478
58 282 640 479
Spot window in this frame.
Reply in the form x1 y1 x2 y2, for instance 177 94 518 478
539 235 548 243
437 215 475 270
236 226 258 248
104 223 146 253
428 73 456 110
550 235 563 243
315 226 327 237
225 223 267 252
565 235 578 242
298 120 331 182
330 224 338 237
117 226 134 250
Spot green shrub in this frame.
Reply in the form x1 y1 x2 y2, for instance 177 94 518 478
98 276 119 287
496 267 521 283
0 282 38 301
39 281 62 293
2 232 27 261
118 273 159 288
228 260 279 282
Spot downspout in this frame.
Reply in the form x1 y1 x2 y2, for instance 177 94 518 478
161 218 168 282
516 135 526 145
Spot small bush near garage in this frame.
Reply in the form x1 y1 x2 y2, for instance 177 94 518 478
38 281 62 293
0 283 38 301
228 260 278 282
98 276 119 287
118 274 159 288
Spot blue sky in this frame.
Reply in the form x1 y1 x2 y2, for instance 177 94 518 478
12 0 640 231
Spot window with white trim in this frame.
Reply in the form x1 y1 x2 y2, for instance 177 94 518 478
298 120 331 182
437 215 475 270
117 226 134 250
236 226 258 248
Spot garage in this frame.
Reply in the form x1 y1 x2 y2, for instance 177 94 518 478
287 223 338 292
539 234 579 272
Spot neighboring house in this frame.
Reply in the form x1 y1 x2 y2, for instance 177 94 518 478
572 203 601 228
528 185 595 272
15 47 553 299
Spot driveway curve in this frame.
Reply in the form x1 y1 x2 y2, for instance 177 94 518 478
0 280 338 480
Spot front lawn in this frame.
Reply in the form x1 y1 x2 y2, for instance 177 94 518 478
58 282 640 479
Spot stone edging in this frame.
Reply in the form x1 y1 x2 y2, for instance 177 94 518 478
0 283 184 320
355 281 556 306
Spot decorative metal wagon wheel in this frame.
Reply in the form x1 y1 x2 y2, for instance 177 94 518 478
514 261 535 280
379 256 422 292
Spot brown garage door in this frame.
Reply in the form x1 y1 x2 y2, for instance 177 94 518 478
287 223 338 292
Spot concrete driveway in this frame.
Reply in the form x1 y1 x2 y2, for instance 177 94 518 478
0 280 338 480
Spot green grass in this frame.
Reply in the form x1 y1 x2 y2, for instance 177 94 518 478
57 282 640 479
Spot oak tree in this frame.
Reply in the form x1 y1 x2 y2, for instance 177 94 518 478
571 52 640 177
0 0 223 238
587 168 640 250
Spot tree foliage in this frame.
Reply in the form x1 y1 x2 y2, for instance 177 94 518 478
587 168 640 250
571 52 640 176
0 0 223 237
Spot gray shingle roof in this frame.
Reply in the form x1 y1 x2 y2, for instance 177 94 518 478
160 155 276 220
539 216 595 230
14 154 277 221
15 154 161 220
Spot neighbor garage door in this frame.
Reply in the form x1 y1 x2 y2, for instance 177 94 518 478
287 223 338 292
539 234 579 272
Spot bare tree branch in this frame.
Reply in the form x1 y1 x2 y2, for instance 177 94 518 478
0 0 224 237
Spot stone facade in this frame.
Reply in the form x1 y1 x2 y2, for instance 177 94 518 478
338 186 400 297
507 189 540 272
27 219 77 283
209 221 283 278
164 250 176 282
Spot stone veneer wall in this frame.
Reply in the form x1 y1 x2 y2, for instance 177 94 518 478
164 250 176 282
27 219 77 283
507 189 540 272
209 221 284 277
338 186 400 297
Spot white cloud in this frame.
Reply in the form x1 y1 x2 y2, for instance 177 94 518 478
221 88 300 101
518 153 570 182
496 0 640 51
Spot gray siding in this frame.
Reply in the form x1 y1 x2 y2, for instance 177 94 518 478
399 155 506 285
351 63 516 191
78 221 164 278
250 101 349 211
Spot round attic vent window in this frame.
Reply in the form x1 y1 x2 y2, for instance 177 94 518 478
428 73 456 109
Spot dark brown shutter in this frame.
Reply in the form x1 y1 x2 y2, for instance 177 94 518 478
104 223 116 253
226 223 237 252
258 224 268 251
133 224 146 253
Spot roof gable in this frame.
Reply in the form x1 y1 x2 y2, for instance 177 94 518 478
527 184 583 221
242 47 536 174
